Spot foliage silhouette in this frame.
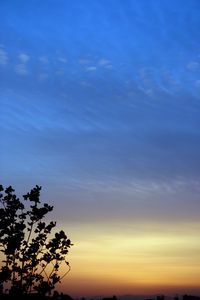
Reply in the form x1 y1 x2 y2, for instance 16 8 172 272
0 184 73 297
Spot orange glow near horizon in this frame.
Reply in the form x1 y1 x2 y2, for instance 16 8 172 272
1 220 199 297
58 221 200 297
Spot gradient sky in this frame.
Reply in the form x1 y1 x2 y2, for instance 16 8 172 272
1 0 200 297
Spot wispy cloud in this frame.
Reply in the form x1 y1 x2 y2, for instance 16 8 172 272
57 57 67 63
98 58 111 66
195 80 200 88
0 48 8 65
55 69 65 76
80 81 92 87
38 73 49 81
15 64 28 75
86 66 97 71
78 58 91 65
38 56 49 64
187 61 199 71
18 53 30 63
161 70 180 91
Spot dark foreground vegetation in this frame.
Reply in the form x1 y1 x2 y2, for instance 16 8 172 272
0 290 72 299
0 185 72 297
1 293 200 300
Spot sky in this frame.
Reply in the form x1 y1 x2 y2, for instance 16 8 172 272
1 0 200 297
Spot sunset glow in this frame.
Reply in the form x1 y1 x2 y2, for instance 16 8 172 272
59 222 200 296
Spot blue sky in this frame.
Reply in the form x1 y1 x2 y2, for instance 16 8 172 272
1 0 200 223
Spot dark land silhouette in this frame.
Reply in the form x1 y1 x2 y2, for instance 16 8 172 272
0 185 72 297
1 293 200 300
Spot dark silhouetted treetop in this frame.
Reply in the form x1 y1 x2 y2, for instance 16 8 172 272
0 184 73 297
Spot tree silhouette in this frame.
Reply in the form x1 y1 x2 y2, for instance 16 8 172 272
0 184 73 297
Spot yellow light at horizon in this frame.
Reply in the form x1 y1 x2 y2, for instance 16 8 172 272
59 221 200 296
